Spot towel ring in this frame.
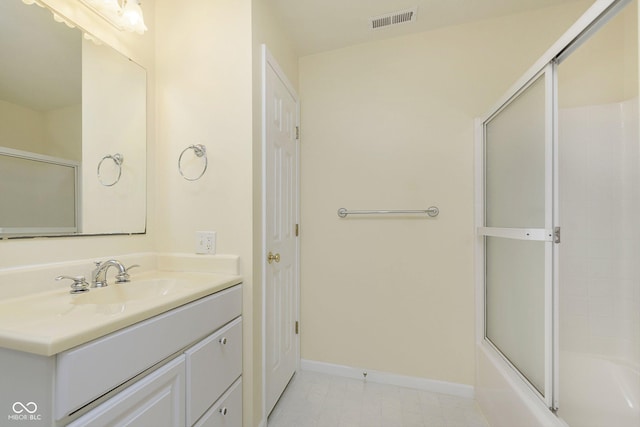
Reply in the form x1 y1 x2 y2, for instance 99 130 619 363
97 153 124 187
178 144 208 181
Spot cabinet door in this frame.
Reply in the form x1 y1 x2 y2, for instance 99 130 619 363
67 356 185 427
194 378 242 427
186 317 242 426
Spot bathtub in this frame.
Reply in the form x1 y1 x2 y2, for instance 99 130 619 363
475 342 565 427
475 344 640 427
558 351 640 427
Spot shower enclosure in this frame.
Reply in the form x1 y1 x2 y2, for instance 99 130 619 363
476 0 639 425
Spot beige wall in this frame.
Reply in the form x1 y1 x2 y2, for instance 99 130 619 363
0 100 79 159
81 39 147 234
155 2 299 425
154 0 252 276
155 0 258 424
43 104 81 161
299 1 591 386
0 100 48 154
0 0 603 425
0 0 156 268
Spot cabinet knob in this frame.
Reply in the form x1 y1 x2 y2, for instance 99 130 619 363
219 337 228 345
219 407 228 416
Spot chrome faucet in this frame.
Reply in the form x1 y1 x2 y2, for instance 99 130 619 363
91 260 127 288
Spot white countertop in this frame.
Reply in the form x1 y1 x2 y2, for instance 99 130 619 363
0 271 242 356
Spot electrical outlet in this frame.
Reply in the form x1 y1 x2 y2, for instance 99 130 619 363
195 231 216 254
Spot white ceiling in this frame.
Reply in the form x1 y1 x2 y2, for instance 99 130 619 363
0 0 587 112
270 0 586 56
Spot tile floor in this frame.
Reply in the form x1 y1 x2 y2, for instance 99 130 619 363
267 370 489 427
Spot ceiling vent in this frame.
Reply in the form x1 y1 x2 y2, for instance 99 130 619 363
370 7 417 30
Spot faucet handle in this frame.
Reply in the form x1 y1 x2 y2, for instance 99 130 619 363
56 275 90 294
115 264 140 283
125 264 140 273
91 261 102 284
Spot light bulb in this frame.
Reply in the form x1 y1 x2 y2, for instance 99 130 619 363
121 0 147 33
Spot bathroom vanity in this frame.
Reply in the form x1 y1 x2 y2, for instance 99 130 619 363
0 271 242 427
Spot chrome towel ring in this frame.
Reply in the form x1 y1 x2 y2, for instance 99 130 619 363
178 144 208 181
97 153 124 187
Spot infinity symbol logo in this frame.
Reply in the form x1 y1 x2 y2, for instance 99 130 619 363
12 402 38 414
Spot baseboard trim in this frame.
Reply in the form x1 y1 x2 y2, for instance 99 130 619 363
300 359 474 399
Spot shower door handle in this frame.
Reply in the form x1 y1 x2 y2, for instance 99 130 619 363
554 227 561 244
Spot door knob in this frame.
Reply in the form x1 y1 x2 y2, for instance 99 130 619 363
267 252 281 264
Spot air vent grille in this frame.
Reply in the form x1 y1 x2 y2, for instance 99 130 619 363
370 7 417 30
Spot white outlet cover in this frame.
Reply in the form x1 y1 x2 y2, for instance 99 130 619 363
195 231 216 254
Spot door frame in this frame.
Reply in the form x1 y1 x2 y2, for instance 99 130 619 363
260 44 301 426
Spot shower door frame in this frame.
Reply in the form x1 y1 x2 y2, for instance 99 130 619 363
474 0 631 414
478 63 556 409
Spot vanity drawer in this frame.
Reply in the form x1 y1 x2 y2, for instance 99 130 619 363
186 317 242 426
194 378 242 427
56 284 242 420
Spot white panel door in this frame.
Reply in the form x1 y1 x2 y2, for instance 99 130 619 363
264 50 299 415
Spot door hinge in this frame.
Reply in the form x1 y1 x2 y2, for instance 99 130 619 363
295 321 299 335
295 224 299 237
295 126 300 140
554 226 561 244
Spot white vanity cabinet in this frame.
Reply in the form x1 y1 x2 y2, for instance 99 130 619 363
0 282 242 427
66 283 243 427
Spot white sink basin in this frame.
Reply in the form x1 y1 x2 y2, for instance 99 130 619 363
73 279 178 305
0 272 242 356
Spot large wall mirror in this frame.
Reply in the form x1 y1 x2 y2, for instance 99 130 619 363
0 0 146 238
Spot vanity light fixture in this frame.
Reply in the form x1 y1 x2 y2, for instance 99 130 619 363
79 0 147 34
20 0 78 29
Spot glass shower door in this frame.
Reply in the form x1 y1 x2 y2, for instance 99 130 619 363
480 64 555 406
